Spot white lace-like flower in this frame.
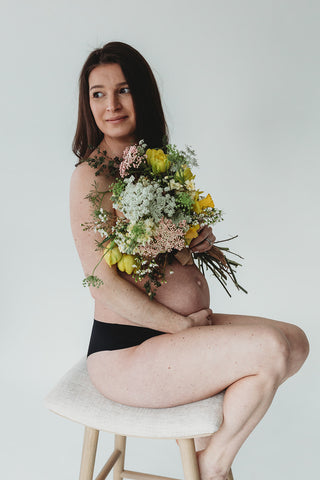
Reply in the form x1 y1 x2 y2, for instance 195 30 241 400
116 176 176 223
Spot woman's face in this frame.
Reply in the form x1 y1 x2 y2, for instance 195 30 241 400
88 63 136 144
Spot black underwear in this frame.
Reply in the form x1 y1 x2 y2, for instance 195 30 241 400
87 319 165 357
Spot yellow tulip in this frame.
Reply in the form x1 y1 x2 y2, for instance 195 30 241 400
184 224 200 245
117 254 136 275
104 246 122 266
146 148 170 174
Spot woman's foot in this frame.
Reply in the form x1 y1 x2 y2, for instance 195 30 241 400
197 450 229 480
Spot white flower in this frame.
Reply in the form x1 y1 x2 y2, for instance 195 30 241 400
169 179 183 191
185 179 195 191
119 177 176 223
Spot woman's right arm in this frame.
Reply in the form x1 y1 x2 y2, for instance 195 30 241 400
70 163 211 334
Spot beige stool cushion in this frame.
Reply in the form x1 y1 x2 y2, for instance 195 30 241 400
45 356 225 439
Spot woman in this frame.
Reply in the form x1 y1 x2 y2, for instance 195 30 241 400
70 42 309 480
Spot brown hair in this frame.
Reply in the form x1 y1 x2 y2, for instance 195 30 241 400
72 41 169 161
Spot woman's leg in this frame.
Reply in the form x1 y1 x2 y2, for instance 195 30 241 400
88 322 291 479
87 319 308 480
193 312 310 463
196 369 281 480
211 313 309 382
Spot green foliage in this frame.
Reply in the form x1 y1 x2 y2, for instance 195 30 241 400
108 155 122 177
84 146 109 176
111 179 126 202
123 221 148 253
82 275 104 288
175 192 194 212
166 143 199 172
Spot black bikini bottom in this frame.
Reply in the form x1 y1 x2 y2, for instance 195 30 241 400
87 319 165 357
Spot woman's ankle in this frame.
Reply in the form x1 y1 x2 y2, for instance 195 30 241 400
197 448 230 480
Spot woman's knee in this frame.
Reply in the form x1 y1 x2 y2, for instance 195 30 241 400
287 323 310 373
260 326 291 382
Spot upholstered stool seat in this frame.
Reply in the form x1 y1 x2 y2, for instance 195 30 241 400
45 357 234 480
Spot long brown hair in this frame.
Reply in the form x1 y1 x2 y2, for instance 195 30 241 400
72 41 169 162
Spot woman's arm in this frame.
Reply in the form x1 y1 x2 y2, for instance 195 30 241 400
70 162 211 333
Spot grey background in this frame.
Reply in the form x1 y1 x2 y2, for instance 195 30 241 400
0 0 318 478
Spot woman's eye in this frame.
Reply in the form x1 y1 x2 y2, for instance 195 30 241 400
92 91 103 98
119 87 130 94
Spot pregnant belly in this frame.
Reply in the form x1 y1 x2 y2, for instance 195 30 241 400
94 258 210 323
157 260 211 314
118 258 210 316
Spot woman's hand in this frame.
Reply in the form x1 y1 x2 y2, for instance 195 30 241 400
187 308 214 327
189 225 216 253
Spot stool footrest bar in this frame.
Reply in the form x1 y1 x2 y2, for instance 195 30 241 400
95 449 121 480
121 470 181 480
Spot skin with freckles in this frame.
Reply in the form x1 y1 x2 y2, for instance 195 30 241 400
70 63 310 480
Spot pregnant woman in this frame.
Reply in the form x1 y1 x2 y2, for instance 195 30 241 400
70 41 309 480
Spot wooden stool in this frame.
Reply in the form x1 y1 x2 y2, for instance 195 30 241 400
45 357 234 480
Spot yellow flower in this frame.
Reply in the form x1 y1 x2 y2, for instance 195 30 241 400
146 148 170 174
104 245 122 266
174 165 195 184
193 193 214 213
183 167 194 181
117 254 136 275
198 194 215 210
184 224 200 245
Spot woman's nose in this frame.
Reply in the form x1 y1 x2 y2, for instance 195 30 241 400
106 93 120 112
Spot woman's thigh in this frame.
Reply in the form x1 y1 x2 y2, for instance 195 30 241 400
87 321 289 408
211 312 303 342
211 312 309 378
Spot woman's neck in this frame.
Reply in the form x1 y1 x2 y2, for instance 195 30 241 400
101 136 136 158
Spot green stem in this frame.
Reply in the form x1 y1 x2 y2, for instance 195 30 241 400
91 242 114 276
213 235 238 244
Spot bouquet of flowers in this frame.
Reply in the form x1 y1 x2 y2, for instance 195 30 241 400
82 139 247 299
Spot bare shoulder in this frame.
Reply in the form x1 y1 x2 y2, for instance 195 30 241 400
69 156 116 233
70 158 113 193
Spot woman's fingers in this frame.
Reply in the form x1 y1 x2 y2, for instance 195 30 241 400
189 226 207 248
187 308 213 326
189 225 216 252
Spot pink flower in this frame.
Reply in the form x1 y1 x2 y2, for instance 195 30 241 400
138 218 187 258
119 145 146 177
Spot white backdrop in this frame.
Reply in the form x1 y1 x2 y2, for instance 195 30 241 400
0 1 318 478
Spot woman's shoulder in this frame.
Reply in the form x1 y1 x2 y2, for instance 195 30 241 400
70 154 113 194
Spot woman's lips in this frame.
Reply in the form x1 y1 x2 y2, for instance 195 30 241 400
107 116 127 123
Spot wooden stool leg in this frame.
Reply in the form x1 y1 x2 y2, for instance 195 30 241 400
79 426 99 480
178 438 201 480
113 434 126 480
